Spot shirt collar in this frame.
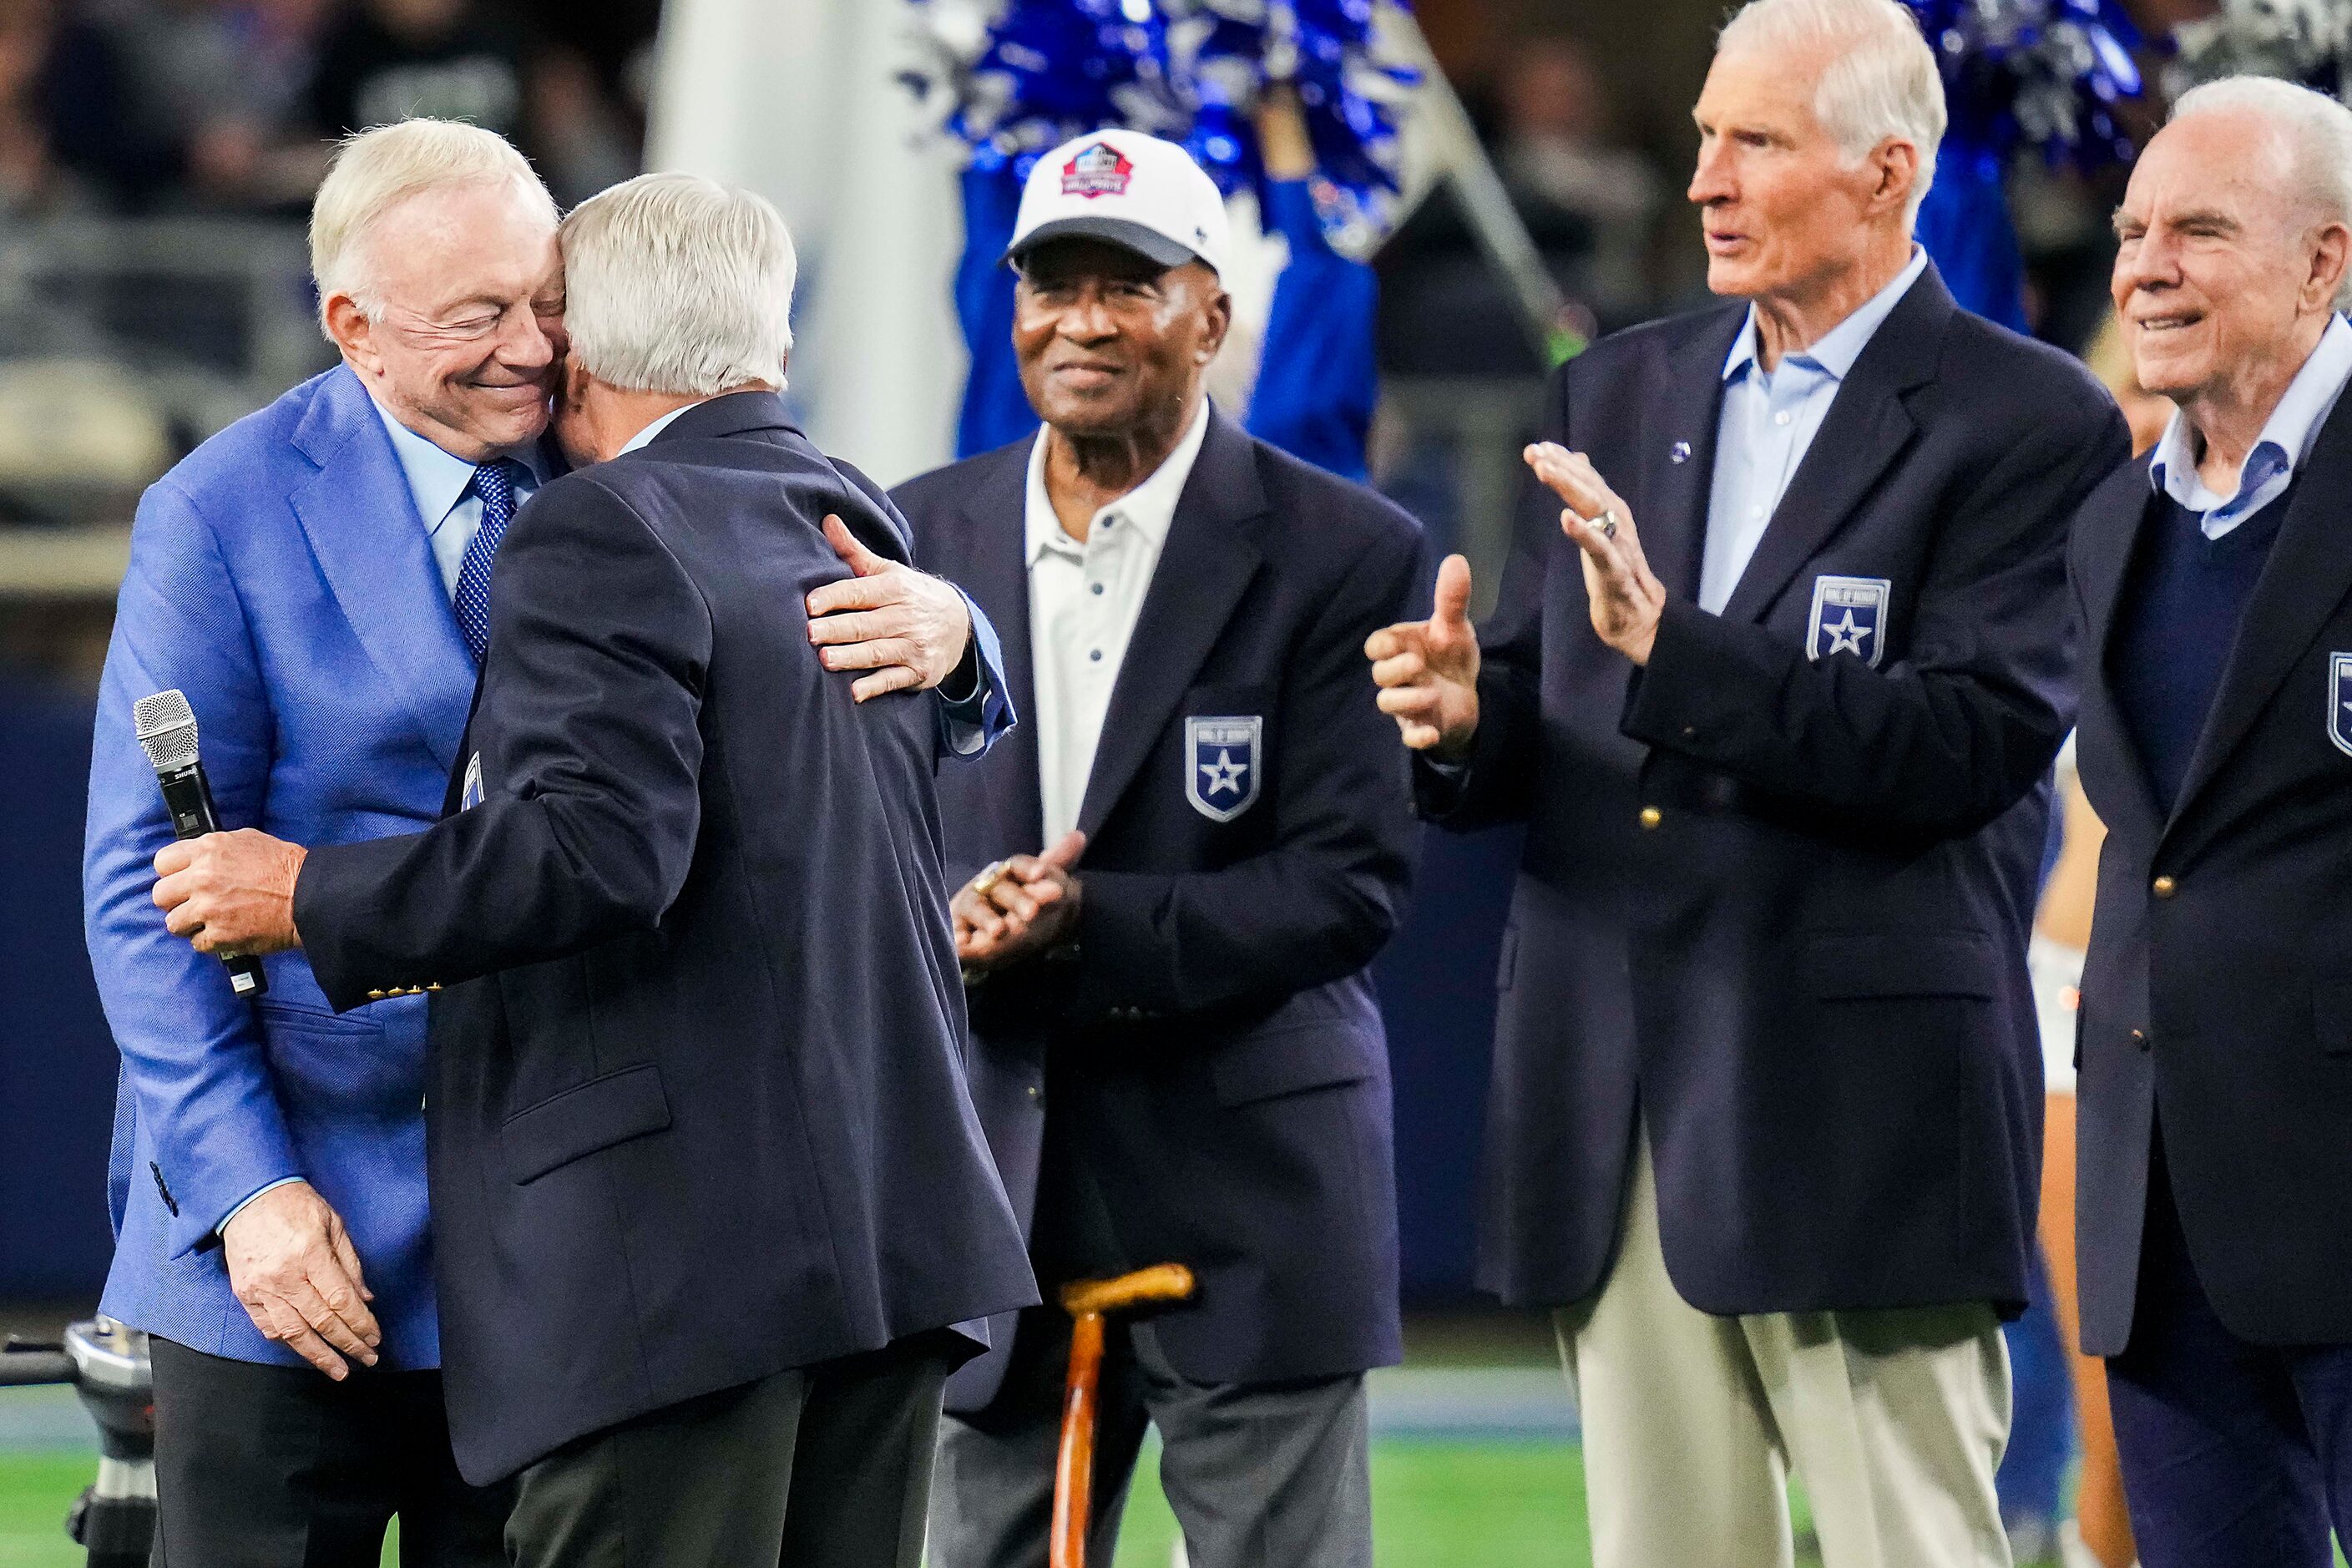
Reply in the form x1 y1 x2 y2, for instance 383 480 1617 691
2147 312 2352 509
367 391 549 533
619 399 711 457
1721 245 1930 386
1024 397 1215 566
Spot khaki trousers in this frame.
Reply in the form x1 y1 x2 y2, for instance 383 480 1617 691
1556 1133 2013 1568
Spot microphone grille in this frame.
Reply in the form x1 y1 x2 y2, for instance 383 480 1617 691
132 690 200 772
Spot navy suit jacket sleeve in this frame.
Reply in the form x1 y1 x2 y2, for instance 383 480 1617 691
83 477 301 1250
295 478 710 1009
1620 397 2126 835
1066 522 1423 1020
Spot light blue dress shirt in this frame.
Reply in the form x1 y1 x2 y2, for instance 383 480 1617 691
1699 247 1930 614
2147 312 2352 539
367 395 549 599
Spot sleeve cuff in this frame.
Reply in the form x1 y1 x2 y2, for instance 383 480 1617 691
214 1176 305 1241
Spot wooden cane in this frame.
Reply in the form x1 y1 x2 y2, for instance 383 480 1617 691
1050 1263 1196 1568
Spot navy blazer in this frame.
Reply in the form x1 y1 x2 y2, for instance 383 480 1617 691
2070 403 2352 1354
1432 266 2127 1316
893 412 1422 1408
292 392 1037 1482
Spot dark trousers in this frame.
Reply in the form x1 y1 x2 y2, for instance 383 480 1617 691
149 1336 511 1568
505 1333 955 1568
2108 1132 2352 1567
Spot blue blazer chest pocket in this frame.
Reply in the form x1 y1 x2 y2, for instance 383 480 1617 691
1798 931 2000 999
500 1064 672 1185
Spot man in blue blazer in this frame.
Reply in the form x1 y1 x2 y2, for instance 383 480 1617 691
85 130 1006 1566
1368 3 2125 1564
152 170 1033 1568
2070 81 2352 1566
892 130 1422 1568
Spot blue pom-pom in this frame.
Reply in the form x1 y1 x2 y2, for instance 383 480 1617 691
1900 0 2143 170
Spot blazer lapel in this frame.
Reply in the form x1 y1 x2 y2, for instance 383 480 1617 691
1075 414 1267 839
957 444 1045 850
1718 267 1951 626
1636 308 1747 601
2167 396 2352 828
288 367 477 773
2075 456 2164 837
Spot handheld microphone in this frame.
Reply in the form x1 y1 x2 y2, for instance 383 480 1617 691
133 689 268 1000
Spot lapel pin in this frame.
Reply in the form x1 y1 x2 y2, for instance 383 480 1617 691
1671 441 1692 465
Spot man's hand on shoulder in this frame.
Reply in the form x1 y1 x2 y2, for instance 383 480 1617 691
807 513 974 700
220 1180 380 1379
153 829 306 955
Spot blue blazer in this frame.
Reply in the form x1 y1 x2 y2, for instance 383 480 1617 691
85 369 1014 1373
1429 266 2127 1316
86 364 477 1368
2070 406 2352 1353
291 392 1037 1483
894 412 1423 1410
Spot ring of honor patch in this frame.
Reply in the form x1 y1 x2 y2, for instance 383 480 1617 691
1186 716 1262 822
2330 653 2352 758
1807 575 1892 668
460 751 485 811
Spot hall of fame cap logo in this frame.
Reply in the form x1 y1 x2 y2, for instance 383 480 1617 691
1806 574 1891 668
1185 716 1262 822
2330 653 2352 758
1062 142 1134 200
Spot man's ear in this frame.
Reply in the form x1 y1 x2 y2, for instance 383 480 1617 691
2306 221 2350 316
321 292 383 378
1870 139 1920 220
1197 284 1235 366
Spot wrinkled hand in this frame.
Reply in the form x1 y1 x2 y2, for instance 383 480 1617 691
807 514 974 701
153 829 306 956
1525 443 1667 665
954 830 1085 976
1366 554 1481 756
220 1181 379 1378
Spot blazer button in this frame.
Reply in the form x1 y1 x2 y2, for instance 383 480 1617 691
1639 807 1662 830
365 989 386 1001
2152 875 2177 898
2132 1029 2149 1051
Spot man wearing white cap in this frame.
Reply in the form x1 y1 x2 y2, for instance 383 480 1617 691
893 128 1424 1568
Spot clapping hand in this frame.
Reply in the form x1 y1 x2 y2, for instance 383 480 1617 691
954 831 1086 976
1366 554 1481 756
1524 443 1667 665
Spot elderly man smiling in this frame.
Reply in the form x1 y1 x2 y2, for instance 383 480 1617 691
1366 1 2126 1564
83 121 1000 1568
2068 78 2352 1567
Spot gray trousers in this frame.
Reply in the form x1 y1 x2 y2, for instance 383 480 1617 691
928 1305 1370 1568
506 1334 953 1568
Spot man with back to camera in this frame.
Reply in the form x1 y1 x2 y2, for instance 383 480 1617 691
1367 1 2127 1564
2070 77 2352 1565
81 120 1007 1568
138 170 1038 1568
892 128 1424 1568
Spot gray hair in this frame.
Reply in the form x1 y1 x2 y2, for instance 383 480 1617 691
559 173 797 397
310 119 554 327
1717 0 1946 229
2170 75 2352 309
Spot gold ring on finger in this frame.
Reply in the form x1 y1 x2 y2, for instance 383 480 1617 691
972 861 1008 898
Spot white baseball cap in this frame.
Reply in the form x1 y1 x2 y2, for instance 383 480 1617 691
1006 129 1231 278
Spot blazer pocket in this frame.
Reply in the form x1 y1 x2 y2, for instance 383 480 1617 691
1798 931 2000 999
500 1064 672 1185
2317 980 2352 1057
1211 1026 1374 1107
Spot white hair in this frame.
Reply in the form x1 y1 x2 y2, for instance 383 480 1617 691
309 119 554 328
1717 0 1947 229
2171 75 2352 309
559 173 797 397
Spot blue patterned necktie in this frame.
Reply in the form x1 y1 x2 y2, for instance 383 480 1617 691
453 459 520 667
